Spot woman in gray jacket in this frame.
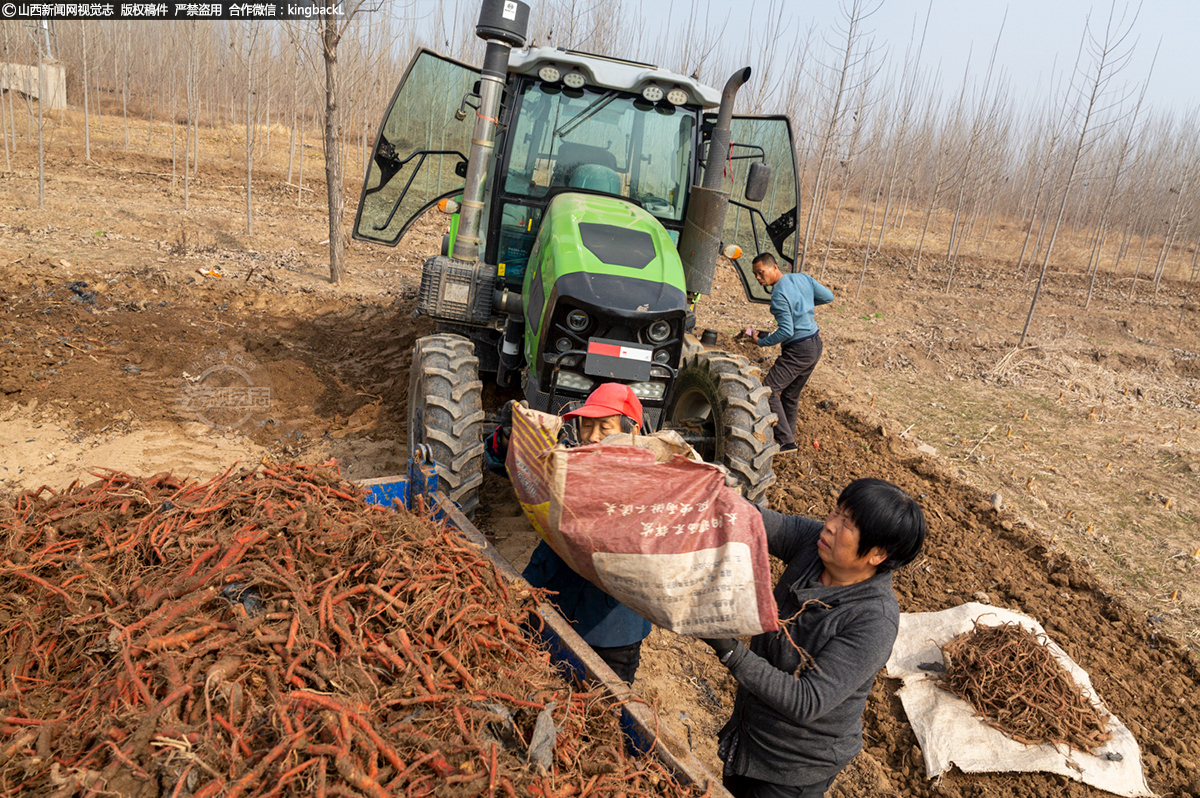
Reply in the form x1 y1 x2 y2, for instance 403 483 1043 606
704 478 927 798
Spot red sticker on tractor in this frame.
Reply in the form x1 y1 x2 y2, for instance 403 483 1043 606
587 341 652 362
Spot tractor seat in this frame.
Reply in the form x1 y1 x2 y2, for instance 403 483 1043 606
551 142 618 187
568 164 621 195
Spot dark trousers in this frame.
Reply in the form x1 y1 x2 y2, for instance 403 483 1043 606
591 640 643 683
765 334 823 447
723 773 836 798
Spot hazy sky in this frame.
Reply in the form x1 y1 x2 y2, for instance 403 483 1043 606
411 0 1197 117
777 0 1196 115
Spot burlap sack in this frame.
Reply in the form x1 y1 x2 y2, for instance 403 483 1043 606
506 403 778 637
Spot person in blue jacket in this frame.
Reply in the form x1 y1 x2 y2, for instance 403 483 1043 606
748 253 835 452
702 478 927 798
484 383 652 683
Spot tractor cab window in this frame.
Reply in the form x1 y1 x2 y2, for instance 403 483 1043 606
504 81 695 222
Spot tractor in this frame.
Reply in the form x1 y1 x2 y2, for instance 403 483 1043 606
354 0 802 515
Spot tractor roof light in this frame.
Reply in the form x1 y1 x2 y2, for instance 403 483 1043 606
563 70 586 89
538 65 561 83
641 83 664 102
666 87 688 105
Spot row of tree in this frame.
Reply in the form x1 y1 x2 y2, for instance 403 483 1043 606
0 1 1196 319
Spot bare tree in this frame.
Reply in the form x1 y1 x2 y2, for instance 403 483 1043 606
872 1 931 254
232 21 266 235
1020 2 1138 347
944 17 1007 292
318 3 380 284
1084 64 1153 308
798 0 882 272
0 23 10 172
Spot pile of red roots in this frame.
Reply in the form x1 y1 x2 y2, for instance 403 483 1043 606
937 621 1113 754
0 463 702 798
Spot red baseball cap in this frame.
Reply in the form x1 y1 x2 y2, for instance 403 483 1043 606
562 383 644 429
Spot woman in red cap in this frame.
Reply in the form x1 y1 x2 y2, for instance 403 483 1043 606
484 383 651 682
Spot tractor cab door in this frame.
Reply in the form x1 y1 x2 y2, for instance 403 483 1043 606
700 114 800 303
353 49 480 246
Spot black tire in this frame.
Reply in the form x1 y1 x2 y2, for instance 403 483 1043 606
666 351 778 504
409 334 485 516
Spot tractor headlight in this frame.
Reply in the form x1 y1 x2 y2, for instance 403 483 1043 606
556 371 593 392
666 88 688 105
538 65 561 83
555 337 573 352
641 83 664 102
563 71 586 89
653 349 671 364
628 381 666 399
646 320 671 342
566 309 590 331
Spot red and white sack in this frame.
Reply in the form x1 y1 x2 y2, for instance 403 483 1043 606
507 403 778 637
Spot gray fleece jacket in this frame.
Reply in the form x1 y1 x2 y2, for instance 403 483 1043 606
717 508 900 787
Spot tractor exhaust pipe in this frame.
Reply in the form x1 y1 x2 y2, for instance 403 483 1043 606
678 66 751 297
456 0 530 262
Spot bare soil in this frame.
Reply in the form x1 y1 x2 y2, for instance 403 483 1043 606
2 109 1199 797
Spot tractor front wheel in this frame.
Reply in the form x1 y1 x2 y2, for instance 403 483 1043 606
408 334 485 516
666 352 778 504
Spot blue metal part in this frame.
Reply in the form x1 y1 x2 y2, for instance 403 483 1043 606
359 445 440 514
361 476 410 509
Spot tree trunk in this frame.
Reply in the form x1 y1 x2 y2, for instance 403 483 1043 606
37 53 45 209
819 173 850 278
246 69 254 236
297 107 305 206
1127 229 1151 299
82 24 90 160
324 16 346 284
184 40 193 210
121 23 130 151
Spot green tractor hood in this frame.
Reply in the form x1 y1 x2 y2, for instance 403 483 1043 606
524 193 688 396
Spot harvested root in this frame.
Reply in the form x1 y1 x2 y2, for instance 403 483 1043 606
936 621 1113 754
0 463 704 797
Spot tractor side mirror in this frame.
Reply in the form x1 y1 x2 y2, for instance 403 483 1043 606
745 161 771 202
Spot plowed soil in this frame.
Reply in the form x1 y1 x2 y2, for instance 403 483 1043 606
2 109 1199 797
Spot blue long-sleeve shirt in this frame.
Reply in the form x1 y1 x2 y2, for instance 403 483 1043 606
757 273 834 348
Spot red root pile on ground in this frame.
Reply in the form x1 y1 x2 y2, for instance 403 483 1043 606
936 621 1114 755
0 463 703 798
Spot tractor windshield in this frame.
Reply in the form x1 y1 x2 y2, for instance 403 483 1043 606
503 81 695 222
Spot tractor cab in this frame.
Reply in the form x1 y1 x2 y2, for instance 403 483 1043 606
354 0 802 514
354 47 799 310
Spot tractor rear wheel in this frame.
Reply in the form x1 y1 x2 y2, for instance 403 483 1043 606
408 334 485 516
666 351 778 504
